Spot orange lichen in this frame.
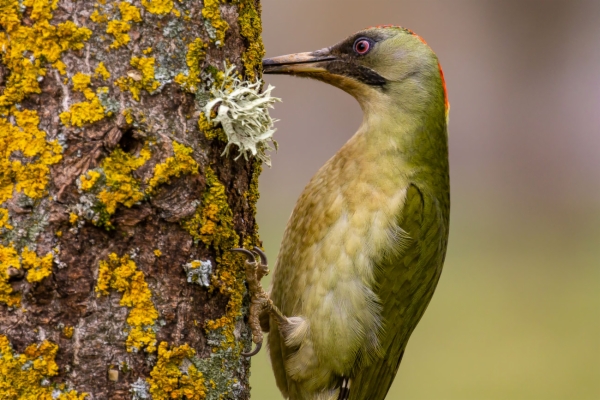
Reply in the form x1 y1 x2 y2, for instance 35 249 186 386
0 335 87 399
147 342 206 399
95 253 158 353
114 57 160 101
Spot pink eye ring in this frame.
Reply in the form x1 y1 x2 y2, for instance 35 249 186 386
354 39 371 55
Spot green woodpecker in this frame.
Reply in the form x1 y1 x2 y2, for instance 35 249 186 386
235 25 450 400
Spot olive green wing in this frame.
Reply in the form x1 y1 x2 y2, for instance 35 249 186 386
349 184 448 400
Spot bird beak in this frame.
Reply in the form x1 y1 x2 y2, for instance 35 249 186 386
262 49 336 75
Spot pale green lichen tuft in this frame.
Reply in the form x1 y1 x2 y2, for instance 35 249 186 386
204 65 280 166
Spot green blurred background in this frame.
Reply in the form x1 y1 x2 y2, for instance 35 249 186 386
250 0 600 399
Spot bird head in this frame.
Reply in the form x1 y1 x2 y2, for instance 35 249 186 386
263 25 448 118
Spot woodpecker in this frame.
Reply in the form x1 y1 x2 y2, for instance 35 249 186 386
235 25 450 400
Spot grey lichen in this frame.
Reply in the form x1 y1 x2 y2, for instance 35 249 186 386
130 377 150 400
183 259 212 287
204 65 281 166
191 327 250 400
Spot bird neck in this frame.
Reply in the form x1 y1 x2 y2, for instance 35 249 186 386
353 84 448 174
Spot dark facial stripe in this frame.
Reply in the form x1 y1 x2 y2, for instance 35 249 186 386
325 61 387 87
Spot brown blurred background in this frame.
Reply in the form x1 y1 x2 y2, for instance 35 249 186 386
251 1 600 399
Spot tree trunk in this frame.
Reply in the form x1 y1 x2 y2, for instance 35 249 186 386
0 0 265 399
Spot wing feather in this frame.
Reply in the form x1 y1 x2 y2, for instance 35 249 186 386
349 184 448 400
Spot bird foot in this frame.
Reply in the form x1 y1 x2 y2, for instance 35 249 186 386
232 246 283 357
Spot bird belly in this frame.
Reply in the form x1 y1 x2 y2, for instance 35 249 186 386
271 175 409 394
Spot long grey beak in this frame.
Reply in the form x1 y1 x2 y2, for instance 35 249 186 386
262 50 336 74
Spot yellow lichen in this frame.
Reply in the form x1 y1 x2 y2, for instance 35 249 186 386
0 245 53 306
21 247 53 283
123 108 134 124
119 2 142 22
63 325 74 339
174 38 206 93
105 2 142 49
0 109 63 206
96 143 151 216
202 0 229 47
0 335 87 399
60 74 108 127
0 0 92 113
95 62 111 80
69 212 78 225
182 167 247 349
147 342 206 400
59 97 106 127
90 9 108 23
235 0 265 80
79 170 101 191
107 20 132 49
0 208 12 230
143 47 153 55
72 73 95 100
53 60 67 75
0 244 21 307
153 249 161 257
147 141 199 193
198 112 226 142
114 56 160 101
95 253 158 353
141 0 174 15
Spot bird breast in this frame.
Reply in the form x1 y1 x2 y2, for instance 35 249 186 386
272 132 410 376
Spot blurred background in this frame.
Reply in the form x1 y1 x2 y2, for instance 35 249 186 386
251 1 600 399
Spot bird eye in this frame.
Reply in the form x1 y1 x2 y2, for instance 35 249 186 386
353 39 371 55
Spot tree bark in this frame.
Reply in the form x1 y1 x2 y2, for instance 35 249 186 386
0 0 264 399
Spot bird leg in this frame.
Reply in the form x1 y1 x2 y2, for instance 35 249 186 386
232 246 287 357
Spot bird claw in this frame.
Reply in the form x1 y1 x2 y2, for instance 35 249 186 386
241 340 263 357
232 246 272 357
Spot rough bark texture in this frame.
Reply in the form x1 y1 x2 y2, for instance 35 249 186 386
0 0 265 399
